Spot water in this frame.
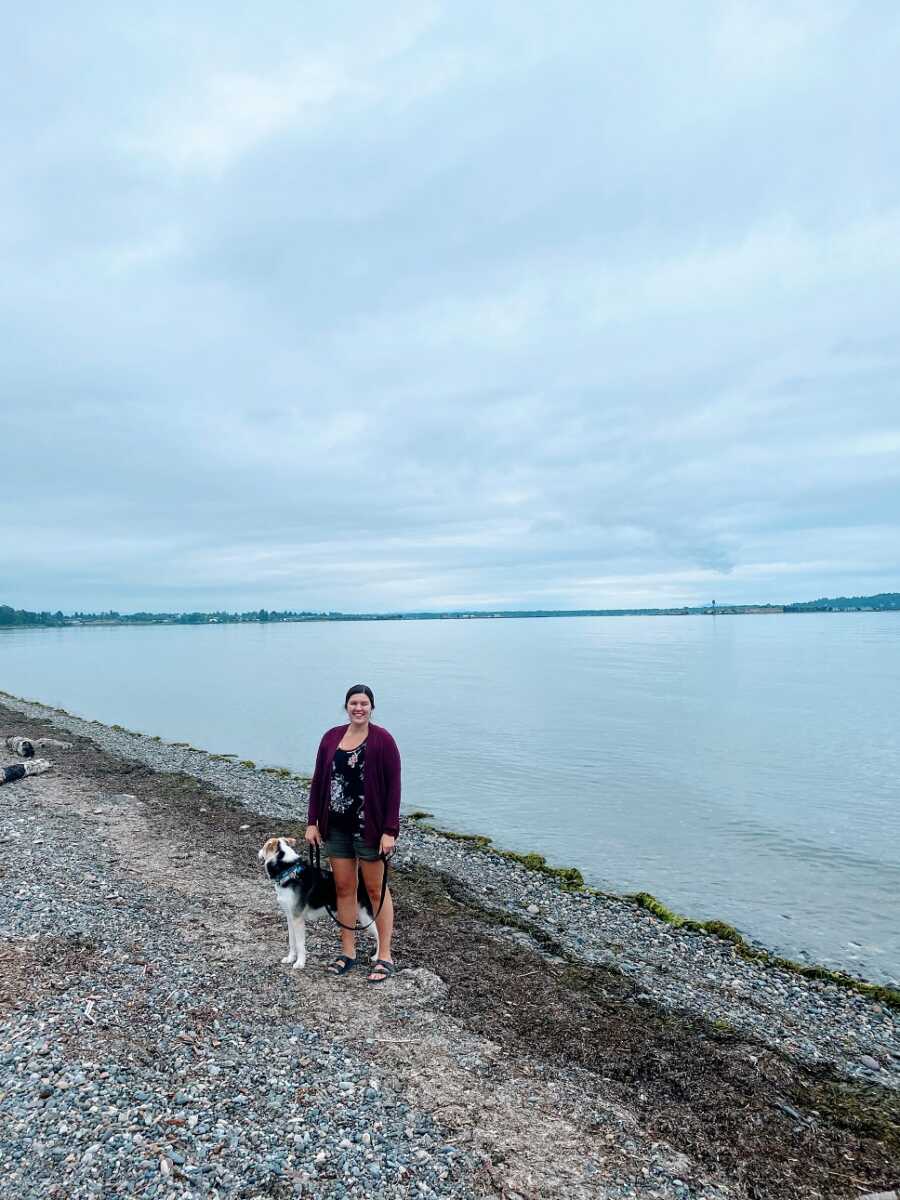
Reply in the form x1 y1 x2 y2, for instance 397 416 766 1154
2 613 898 983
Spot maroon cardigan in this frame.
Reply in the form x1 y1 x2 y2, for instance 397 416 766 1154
306 723 401 847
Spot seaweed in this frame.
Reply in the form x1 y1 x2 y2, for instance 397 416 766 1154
425 825 493 848
629 891 900 1011
409 816 585 890
497 849 585 889
795 1077 900 1155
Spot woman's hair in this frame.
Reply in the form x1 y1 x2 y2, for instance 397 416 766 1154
344 683 375 709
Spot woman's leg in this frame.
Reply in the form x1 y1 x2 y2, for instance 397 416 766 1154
330 856 359 961
359 857 393 977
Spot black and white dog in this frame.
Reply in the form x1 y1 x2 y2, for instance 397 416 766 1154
258 837 379 970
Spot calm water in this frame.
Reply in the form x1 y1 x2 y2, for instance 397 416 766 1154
2 614 898 983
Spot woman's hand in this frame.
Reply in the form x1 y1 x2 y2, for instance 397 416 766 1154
305 823 322 846
379 833 396 858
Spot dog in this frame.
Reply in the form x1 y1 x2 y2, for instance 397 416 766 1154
258 837 380 970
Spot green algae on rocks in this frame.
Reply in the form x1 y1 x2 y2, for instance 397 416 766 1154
407 813 585 890
410 813 899 1008
629 890 900 1011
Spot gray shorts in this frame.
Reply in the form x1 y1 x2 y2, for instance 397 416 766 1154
323 825 381 861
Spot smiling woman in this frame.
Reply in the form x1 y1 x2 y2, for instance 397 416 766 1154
305 684 401 983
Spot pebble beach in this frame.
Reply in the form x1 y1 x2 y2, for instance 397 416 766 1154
1 691 898 1199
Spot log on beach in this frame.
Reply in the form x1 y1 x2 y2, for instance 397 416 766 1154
5 735 71 755
1 758 51 785
5 736 34 757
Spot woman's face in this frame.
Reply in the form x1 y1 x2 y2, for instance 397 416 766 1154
346 692 372 726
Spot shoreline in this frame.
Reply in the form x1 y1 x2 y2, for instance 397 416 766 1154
2 688 897 1001
2 689 898 1048
406 814 900 1009
1 694 899 1197
4 603 900 630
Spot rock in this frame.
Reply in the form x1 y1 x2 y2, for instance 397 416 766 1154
386 968 449 1006
859 1055 882 1071
660 1152 692 1178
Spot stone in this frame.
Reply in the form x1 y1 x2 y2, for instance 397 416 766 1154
385 968 449 1006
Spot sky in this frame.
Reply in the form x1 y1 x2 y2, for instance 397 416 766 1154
3 1 899 613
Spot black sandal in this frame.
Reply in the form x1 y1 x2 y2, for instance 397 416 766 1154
367 959 395 984
325 954 357 976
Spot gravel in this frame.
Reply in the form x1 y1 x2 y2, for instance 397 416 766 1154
3 690 896 1095
0 786 478 1198
402 827 900 1091
2 691 899 1199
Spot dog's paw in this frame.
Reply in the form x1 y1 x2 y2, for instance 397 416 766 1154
281 955 296 964
292 959 306 970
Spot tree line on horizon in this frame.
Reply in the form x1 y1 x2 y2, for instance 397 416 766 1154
3 593 900 627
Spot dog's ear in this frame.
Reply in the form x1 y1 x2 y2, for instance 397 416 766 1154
285 837 298 846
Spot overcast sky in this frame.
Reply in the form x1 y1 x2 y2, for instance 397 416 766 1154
3 2 899 612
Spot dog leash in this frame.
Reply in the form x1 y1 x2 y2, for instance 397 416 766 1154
309 843 390 932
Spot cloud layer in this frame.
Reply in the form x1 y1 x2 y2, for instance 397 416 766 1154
3 1 899 610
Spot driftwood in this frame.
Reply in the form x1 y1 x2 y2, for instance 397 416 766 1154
4 736 72 757
858 1191 899 1199
1 758 51 785
5 736 34 757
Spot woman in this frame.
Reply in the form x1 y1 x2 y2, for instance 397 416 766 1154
305 684 400 982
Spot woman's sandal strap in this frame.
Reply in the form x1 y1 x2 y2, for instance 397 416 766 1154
325 955 357 975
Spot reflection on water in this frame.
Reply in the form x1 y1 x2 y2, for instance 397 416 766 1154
1 612 898 983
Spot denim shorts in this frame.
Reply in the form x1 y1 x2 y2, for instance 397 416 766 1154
323 825 381 861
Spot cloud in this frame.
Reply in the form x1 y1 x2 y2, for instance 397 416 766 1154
124 4 450 174
1 1 899 611
131 61 359 173
712 0 853 80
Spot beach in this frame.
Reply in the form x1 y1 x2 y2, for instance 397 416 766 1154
1 695 898 1199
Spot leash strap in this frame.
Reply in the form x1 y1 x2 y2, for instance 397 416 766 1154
309 842 389 931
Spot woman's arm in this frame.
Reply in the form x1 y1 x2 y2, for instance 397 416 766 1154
380 732 402 838
306 735 328 826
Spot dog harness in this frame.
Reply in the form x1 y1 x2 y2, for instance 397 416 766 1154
270 859 305 885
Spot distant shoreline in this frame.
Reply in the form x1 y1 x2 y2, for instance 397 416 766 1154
3 592 900 629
